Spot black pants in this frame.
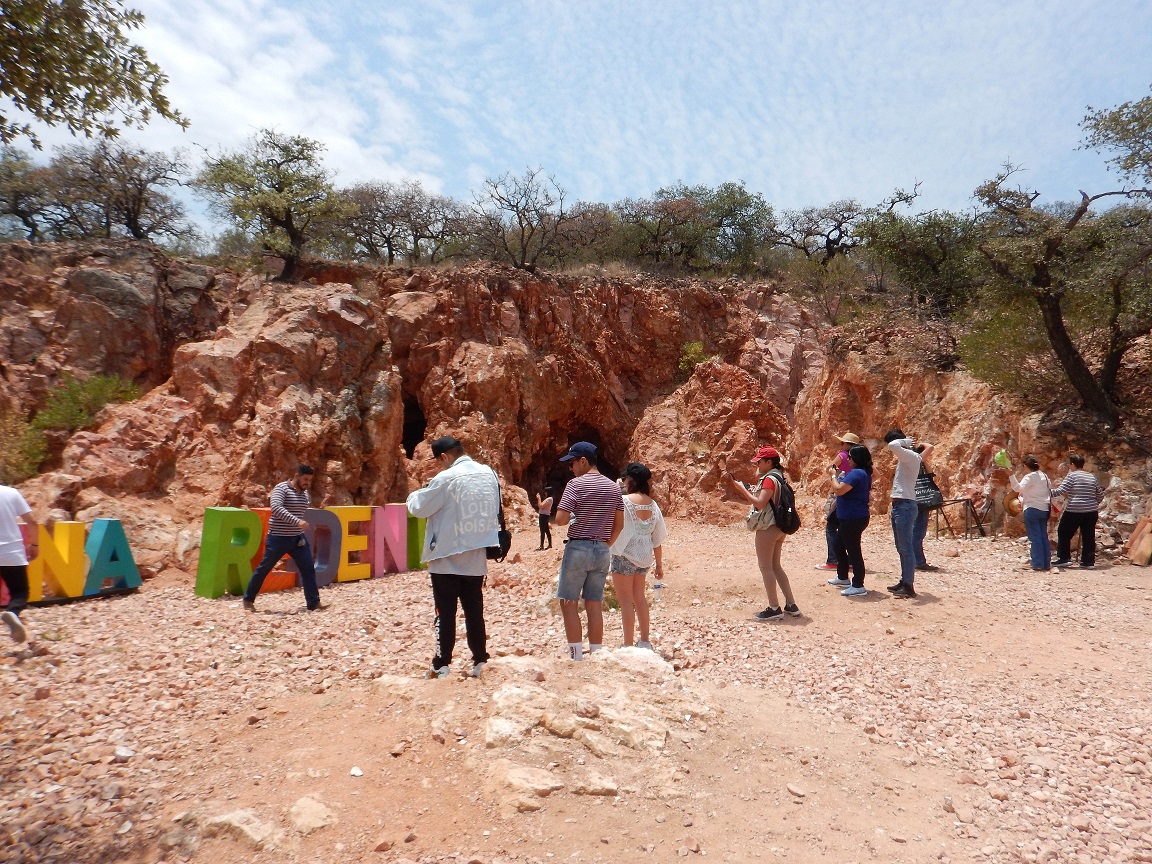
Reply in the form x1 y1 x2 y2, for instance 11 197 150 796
1 565 29 614
431 572 488 668
824 509 840 564
835 516 870 587
538 514 552 548
1057 510 1098 566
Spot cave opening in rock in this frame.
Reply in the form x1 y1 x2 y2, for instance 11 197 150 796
524 424 621 509
402 396 427 458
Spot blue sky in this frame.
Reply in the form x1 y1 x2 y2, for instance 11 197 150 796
18 0 1152 217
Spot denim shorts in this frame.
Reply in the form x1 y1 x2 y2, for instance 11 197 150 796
556 539 611 602
610 555 648 577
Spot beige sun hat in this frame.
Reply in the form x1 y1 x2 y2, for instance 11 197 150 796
834 432 862 445
1004 489 1023 517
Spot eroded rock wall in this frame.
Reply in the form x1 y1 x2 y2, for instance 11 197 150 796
8 242 1148 573
5 245 824 573
789 339 1152 547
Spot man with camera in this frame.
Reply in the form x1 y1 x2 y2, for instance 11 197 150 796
407 435 502 679
883 429 935 598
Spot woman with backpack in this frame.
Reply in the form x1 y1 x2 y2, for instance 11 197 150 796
728 445 801 621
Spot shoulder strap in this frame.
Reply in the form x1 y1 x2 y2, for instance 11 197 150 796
489 467 506 527
766 469 784 505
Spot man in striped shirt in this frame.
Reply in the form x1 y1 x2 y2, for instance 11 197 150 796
243 465 324 612
553 442 624 660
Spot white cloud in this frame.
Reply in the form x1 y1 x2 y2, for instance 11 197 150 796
5 0 1150 228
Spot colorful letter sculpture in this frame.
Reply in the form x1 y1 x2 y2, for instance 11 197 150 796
84 519 143 594
194 504 425 598
26 519 141 603
407 512 426 571
194 508 262 599
327 506 372 583
367 504 408 575
292 508 344 587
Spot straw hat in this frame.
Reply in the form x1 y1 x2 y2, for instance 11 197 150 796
834 432 862 445
1004 489 1023 516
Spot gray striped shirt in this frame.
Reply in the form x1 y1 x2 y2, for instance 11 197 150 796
269 481 310 535
1053 470 1103 513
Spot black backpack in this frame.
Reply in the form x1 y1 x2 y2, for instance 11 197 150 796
767 469 802 535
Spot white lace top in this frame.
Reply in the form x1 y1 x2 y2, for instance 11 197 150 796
609 497 668 568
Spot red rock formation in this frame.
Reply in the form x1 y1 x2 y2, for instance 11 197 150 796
0 241 236 413
788 334 1147 548
7 242 1146 573
4 246 824 573
627 358 790 523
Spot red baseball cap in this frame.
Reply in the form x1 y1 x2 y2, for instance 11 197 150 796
752 446 780 462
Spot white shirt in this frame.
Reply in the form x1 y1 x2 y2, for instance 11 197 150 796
1010 470 1052 511
887 439 923 501
406 455 500 568
0 485 32 567
609 497 668 568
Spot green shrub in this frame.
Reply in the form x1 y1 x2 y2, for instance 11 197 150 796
677 341 711 380
0 412 47 484
958 301 1064 404
33 374 140 433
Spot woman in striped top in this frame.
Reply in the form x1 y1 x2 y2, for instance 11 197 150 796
1052 454 1105 569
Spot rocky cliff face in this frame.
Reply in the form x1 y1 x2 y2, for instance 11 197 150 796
791 332 1152 548
4 241 1148 575
3 244 823 574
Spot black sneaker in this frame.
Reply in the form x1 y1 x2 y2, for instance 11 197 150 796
783 603 801 617
890 583 917 598
754 606 784 621
242 599 256 612
915 563 939 571
1052 559 1072 567
885 582 905 593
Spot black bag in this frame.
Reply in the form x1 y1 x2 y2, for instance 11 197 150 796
767 468 802 535
915 464 944 509
486 470 512 561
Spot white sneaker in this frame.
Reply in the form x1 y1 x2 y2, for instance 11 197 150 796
826 577 850 587
841 586 868 597
635 640 654 651
471 662 486 678
425 665 451 679
2 611 27 644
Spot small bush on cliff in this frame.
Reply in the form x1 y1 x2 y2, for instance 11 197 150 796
677 341 712 381
33 374 140 434
0 413 46 485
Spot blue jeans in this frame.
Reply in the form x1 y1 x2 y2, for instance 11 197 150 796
1023 507 1051 569
890 499 918 586
914 506 930 568
556 539 611 601
243 533 321 608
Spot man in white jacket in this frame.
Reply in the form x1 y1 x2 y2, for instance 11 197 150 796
407 436 501 678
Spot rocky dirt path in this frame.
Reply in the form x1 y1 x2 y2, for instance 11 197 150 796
2 519 1151 864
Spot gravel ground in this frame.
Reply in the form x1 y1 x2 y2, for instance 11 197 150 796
2 518 1150 864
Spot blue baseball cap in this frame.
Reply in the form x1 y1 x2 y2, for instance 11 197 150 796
560 441 597 462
